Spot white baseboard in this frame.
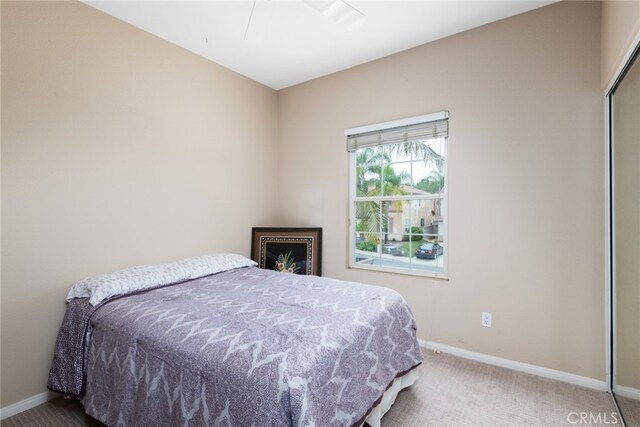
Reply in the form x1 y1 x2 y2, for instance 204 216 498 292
614 384 640 401
419 339 607 392
0 391 55 420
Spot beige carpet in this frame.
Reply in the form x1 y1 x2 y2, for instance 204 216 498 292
2 349 620 427
616 395 640 427
1 398 104 427
382 351 620 427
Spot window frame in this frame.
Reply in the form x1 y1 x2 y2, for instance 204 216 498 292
346 113 449 279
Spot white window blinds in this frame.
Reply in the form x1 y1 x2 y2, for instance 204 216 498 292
346 112 449 152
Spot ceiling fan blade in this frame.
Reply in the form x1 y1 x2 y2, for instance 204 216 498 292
244 0 274 42
304 0 366 32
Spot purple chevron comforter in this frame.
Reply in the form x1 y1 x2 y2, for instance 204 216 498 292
48 266 423 426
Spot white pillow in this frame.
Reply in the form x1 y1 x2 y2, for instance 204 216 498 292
66 253 257 306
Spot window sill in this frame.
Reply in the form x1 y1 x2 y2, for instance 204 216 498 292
348 263 449 281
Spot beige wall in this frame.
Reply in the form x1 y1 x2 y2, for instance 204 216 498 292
278 1 605 380
1 1 278 407
601 0 640 90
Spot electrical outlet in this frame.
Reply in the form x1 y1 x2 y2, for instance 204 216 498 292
481 312 492 328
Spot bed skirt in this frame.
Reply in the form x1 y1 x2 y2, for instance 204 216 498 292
363 369 419 427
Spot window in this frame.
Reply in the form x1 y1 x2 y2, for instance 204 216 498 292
346 112 448 278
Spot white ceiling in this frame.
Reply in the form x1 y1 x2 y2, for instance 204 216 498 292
85 1 556 90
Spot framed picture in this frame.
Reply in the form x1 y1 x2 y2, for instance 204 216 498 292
251 227 322 276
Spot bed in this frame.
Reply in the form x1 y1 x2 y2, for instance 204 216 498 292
48 254 423 427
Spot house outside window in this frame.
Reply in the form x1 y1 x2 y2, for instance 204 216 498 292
346 112 448 278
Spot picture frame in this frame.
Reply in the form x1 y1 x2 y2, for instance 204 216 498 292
251 227 322 276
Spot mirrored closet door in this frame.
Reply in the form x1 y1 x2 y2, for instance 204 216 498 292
611 44 640 427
